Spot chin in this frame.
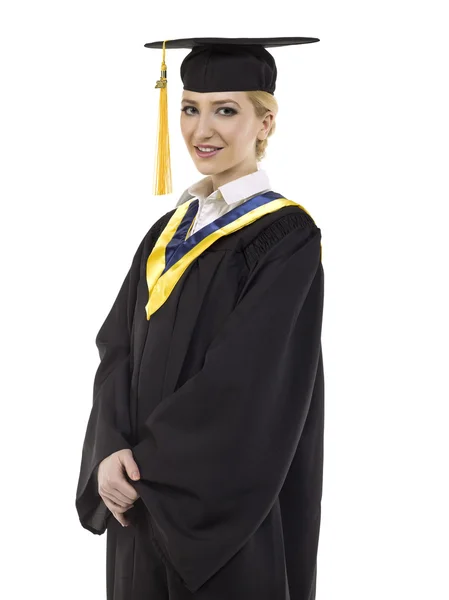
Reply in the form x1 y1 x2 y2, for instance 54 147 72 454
196 164 223 176
191 148 232 173
192 158 226 176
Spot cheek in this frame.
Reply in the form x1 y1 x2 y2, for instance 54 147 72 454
180 118 193 141
223 119 252 145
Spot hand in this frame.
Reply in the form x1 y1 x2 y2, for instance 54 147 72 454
97 449 141 527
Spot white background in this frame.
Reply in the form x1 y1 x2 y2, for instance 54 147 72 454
1 1 448 598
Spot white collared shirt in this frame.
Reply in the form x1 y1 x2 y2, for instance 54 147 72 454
175 168 272 238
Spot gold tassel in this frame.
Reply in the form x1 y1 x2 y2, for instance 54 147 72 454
153 40 172 196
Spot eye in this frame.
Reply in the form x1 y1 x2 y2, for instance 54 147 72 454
180 106 237 116
219 107 237 116
180 106 196 116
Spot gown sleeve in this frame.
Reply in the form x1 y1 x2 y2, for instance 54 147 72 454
75 213 170 535
131 214 324 592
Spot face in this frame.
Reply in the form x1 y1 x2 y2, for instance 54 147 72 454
180 90 273 184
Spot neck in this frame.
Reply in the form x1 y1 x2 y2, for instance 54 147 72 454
210 159 259 192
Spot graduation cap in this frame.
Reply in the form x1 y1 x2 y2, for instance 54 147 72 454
145 37 320 196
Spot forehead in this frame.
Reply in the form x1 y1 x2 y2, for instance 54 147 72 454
181 90 246 104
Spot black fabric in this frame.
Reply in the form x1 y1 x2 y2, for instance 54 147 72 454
75 213 170 535
144 37 320 94
75 203 325 599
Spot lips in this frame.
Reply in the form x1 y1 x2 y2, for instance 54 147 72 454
194 146 223 151
194 146 223 158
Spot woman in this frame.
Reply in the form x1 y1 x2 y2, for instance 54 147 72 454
75 37 324 599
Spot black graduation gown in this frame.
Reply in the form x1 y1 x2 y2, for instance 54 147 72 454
75 201 325 599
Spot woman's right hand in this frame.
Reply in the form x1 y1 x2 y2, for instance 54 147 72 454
97 449 141 527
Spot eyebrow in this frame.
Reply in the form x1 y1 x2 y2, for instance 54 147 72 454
181 98 241 108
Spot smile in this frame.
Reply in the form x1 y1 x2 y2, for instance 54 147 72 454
194 146 223 158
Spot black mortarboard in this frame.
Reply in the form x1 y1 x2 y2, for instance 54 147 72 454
145 37 320 195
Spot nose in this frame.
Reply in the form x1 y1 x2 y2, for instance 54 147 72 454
193 112 215 141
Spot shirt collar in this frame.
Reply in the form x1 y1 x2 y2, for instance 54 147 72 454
176 168 271 207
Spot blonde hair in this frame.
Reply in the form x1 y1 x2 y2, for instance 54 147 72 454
245 90 279 162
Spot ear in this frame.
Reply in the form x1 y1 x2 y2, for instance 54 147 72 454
258 112 274 140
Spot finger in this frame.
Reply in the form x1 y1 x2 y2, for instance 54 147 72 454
102 478 139 504
101 494 127 512
100 489 134 509
113 503 135 514
100 489 132 508
114 478 141 502
112 510 131 527
103 498 131 526
111 484 139 504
